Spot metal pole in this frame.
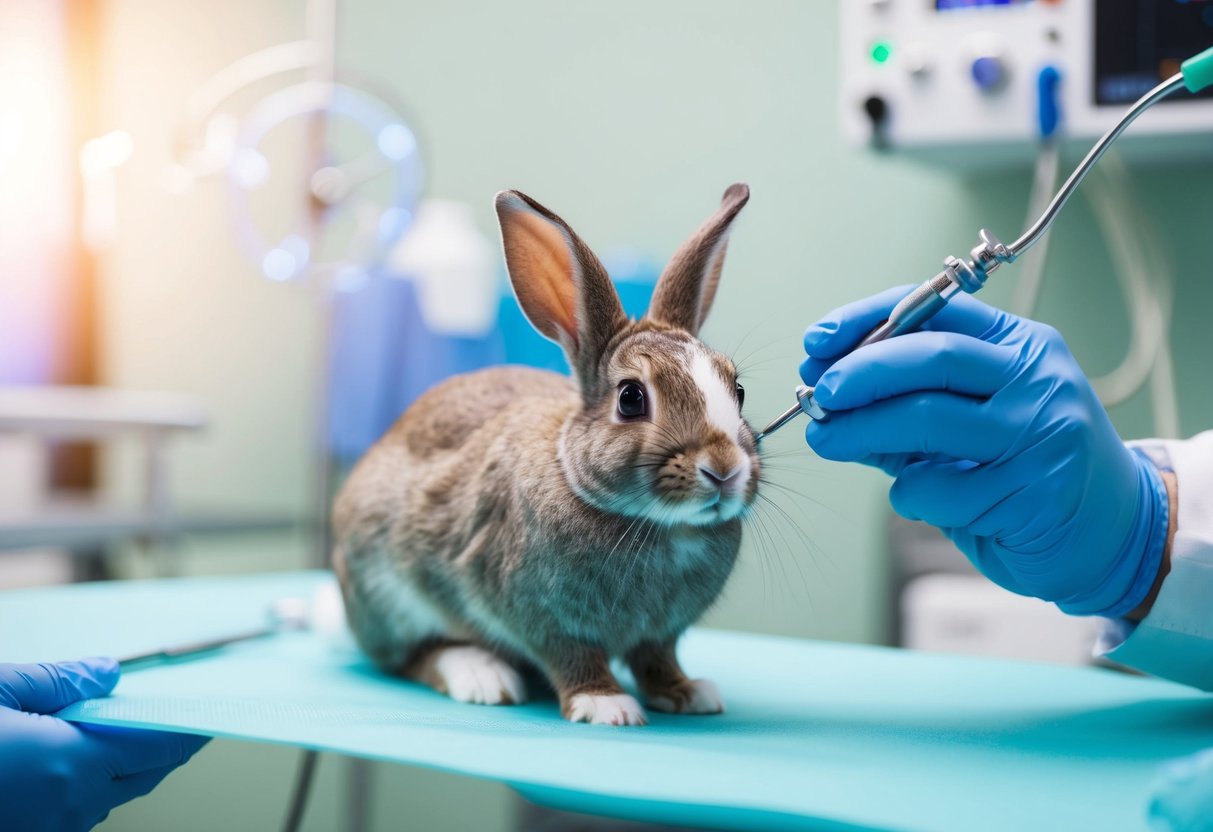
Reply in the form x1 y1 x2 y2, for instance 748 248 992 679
304 0 338 571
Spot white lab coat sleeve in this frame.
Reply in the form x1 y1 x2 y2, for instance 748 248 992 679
1094 431 1213 691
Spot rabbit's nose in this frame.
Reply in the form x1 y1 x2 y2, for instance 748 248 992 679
697 462 745 490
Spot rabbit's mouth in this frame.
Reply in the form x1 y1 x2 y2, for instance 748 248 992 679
693 498 746 525
693 494 723 523
650 492 748 527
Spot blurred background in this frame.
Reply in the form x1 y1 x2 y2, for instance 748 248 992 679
2 0 1212 829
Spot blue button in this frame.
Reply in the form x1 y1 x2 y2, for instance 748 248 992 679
971 56 1005 90
1037 65 1062 137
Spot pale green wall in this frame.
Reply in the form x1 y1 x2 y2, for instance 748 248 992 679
95 1 1213 829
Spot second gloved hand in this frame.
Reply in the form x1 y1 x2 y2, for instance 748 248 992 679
0 658 209 832
800 286 1169 618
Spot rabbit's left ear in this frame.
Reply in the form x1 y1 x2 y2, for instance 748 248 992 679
647 183 749 335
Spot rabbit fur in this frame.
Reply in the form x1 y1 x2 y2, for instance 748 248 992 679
333 184 759 726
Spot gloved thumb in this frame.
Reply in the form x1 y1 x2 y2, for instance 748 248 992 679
0 657 120 714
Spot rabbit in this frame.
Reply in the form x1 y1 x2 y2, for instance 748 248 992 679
332 183 759 726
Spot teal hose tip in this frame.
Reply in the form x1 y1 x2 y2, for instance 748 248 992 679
1182 45 1213 94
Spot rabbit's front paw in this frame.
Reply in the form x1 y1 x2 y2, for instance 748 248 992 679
565 693 647 726
646 678 724 715
432 645 526 705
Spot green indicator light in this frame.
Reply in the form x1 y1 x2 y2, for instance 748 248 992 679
871 41 892 64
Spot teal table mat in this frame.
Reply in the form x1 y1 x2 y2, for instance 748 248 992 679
3 571 1212 832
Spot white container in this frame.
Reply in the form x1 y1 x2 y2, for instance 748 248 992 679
903 573 1101 666
389 200 499 337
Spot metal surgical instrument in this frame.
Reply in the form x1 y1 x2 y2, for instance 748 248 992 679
117 597 309 669
756 45 1213 442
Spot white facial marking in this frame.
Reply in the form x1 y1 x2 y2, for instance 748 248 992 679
433 645 526 705
567 693 647 726
647 678 725 715
689 350 742 440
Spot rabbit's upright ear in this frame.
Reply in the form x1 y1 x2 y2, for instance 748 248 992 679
648 183 749 335
496 190 627 384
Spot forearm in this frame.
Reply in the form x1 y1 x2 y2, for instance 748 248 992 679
1097 433 1213 690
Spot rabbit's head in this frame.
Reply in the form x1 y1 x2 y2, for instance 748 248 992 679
495 184 758 527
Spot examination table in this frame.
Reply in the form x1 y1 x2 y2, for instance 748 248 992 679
4 571 1211 831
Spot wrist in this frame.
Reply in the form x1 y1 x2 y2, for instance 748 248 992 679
1127 469 1177 622
1059 449 1171 618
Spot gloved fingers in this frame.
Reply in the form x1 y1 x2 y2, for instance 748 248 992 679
812 331 1019 412
801 348 955 390
942 479 1090 607
944 531 1033 598
803 285 917 359
810 451 901 474
888 459 1019 529
856 452 954 478
805 392 1017 464
82 723 210 777
798 353 835 388
866 452 923 477
802 285 1012 362
963 464 1081 547
0 658 120 714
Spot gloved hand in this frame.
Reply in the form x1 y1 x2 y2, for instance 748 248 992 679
1149 748 1213 832
0 657 209 832
800 286 1169 618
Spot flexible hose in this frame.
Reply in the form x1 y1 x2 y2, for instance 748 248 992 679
1009 74 1186 258
1011 139 1061 317
1099 153 1180 436
1013 143 1179 436
1082 151 1180 435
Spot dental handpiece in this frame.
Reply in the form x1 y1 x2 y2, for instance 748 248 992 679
755 230 1013 442
753 249 996 442
755 48 1213 443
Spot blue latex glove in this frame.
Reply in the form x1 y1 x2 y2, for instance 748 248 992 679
1149 749 1213 832
0 657 209 832
800 286 1169 618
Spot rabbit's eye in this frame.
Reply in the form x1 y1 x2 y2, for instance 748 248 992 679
617 381 647 419
735 383 745 408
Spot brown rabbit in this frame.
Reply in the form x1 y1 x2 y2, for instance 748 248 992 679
333 184 759 726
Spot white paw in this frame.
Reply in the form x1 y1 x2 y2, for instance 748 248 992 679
433 646 526 705
647 678 724 715
566 693 647 726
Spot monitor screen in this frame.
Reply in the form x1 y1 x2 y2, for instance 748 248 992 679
1095 0 1213 105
